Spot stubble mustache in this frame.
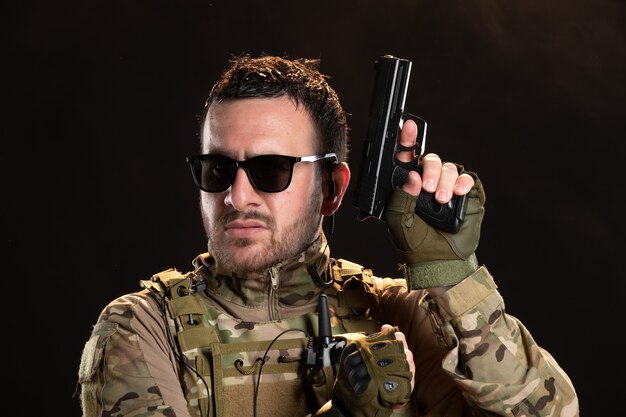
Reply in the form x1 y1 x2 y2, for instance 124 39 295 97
217 210 275 233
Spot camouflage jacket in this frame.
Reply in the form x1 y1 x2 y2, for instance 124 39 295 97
78 234 579 417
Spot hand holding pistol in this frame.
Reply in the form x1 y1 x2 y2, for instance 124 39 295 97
352 55 467 233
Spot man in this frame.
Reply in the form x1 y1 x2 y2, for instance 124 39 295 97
78 55 579 417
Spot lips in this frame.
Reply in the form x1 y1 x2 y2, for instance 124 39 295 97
223 219 268 238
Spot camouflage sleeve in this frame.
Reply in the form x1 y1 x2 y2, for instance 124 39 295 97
427 266 579 416
78 291 191 417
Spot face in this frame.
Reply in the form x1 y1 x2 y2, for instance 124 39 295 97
200 96 324 274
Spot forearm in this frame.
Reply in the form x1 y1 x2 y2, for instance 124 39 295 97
428 267 579 416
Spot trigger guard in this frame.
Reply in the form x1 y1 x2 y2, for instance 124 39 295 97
394 142 420 153
391 160 420 189
393 158 420 173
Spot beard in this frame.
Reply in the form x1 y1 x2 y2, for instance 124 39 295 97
202 192 323 275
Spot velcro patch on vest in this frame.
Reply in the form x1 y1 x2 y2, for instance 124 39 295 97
78 321 117 383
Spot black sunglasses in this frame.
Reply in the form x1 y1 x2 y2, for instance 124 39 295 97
186 153 338 193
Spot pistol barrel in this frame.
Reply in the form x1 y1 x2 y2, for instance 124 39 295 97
353 55 412 219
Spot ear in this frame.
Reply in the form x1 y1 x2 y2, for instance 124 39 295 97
321 162 351 216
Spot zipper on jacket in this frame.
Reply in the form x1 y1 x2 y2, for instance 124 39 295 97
268 266 280 320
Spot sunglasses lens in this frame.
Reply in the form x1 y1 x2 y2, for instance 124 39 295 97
193 155 235 192
188 154 298 193
247 155 294 192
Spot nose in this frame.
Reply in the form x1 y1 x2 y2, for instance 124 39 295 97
224 167 262 210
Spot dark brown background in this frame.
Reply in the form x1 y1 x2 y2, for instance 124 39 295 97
4 0 625 415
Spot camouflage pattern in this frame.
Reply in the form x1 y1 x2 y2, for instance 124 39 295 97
428 268 579 416
78 293 183 417
164 235 385 417
78 233 579 417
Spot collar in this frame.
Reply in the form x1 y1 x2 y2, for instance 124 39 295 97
192 232 331 310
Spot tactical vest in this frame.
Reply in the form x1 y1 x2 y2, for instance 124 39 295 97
141 258 383 417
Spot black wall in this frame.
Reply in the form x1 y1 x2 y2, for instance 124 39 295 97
5 1 625 415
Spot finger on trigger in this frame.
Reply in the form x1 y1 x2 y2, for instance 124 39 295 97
397 119 418 163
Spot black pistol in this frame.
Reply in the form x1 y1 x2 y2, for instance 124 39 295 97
352 55 467 234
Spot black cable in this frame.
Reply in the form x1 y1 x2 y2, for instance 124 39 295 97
252 328 311 417
149 280 313 417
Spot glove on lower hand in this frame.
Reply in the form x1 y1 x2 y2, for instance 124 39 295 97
332 326 412 417
383 170 486 289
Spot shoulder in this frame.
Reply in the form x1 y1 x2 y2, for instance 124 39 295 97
330 258 411 313
331 258 407 292
94 265 206 336
87 290 166 347
84 284 175 373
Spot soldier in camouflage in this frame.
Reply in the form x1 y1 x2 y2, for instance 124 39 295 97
78 54 579 417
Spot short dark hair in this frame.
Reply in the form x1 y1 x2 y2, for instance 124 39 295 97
202 54 348 162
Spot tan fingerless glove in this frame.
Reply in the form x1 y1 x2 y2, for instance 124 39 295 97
329 326 412 417
383 172 486 289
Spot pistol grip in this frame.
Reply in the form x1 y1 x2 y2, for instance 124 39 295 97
392 161 467 234
414 191 467 234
